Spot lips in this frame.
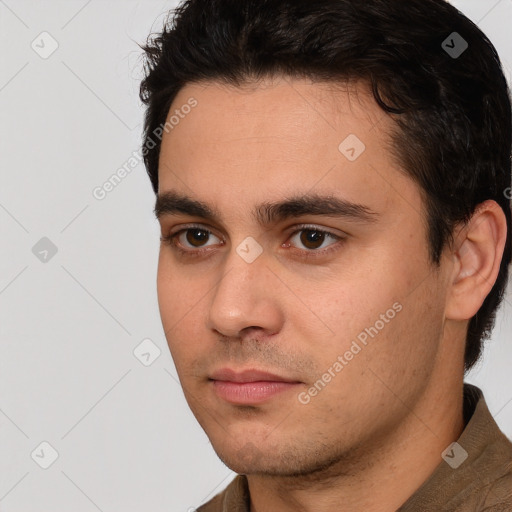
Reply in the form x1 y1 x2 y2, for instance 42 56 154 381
210 368 299 383
209 368 302 405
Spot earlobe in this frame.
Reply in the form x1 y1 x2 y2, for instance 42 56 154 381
446 200 507 321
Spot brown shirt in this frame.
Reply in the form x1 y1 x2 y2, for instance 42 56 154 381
197 383 512 511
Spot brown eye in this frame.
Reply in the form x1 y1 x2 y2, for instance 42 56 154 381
289 227 339 251
299 229 327 250
185 228 211 247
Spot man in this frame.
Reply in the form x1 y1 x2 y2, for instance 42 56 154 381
139 0 512 510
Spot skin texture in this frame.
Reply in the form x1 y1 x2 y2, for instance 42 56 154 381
155 77 507 512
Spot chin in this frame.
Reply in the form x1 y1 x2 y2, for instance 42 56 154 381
211 439 317 477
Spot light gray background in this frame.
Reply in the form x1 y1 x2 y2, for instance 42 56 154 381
0 1 511 511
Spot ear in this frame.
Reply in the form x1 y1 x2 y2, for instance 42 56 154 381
445 200 508 321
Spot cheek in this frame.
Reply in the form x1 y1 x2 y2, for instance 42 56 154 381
358 277 445 388
304 269 400 343
157 252 202 316
299 244 435 369
156 258 176 328
156 257 204 360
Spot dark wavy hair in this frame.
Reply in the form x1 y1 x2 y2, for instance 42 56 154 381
139 0 512 372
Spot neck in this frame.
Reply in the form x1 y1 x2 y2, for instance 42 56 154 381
247 377 465 512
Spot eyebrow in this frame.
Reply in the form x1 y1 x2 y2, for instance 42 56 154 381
154 190 379 226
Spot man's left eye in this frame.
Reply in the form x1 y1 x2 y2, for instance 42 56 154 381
287 227 341 251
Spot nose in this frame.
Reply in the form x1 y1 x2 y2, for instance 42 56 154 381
206 248 284 340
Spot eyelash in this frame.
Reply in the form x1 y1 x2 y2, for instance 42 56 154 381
160 223 346 260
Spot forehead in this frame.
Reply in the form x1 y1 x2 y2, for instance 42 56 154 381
168 77 385 138
157 77 420 224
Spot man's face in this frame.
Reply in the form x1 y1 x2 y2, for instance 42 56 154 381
156 78 452 476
